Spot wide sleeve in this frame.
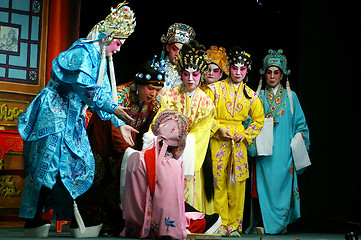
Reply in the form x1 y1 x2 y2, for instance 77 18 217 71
53 42 123 127
292 92 310 151
204 85 221 135
243 96 265 146
191 108 215 172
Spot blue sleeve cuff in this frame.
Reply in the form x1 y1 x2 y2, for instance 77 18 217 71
111 114 125 128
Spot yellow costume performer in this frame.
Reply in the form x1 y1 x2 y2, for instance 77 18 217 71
154 84 215 212
149 41 216 214
199 46 228 92
204 47 264 236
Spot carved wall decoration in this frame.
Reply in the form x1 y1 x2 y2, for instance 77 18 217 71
0 175 21 197
0 99 29 127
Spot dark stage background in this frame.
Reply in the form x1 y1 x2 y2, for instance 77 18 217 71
79 0 359 234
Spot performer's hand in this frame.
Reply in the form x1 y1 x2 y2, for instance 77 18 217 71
114 106 133 123
233 132 246 143
119 125 139 147
217 127 233 140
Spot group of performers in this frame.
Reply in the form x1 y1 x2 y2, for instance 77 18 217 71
17 2 310 239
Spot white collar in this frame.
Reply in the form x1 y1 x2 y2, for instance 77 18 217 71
232 81 241 88
186 89 196 98
272 84 280 95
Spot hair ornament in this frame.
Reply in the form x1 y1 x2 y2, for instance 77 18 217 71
175 40 209 74
227 46 252 70
86 1 136 42
134 57 166 86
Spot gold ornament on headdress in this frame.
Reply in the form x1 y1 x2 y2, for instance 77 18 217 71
87 1 136 41
82 2 135 115
206 46 229 76
176 48 209 74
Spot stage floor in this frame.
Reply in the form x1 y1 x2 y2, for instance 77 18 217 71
0 225 345 240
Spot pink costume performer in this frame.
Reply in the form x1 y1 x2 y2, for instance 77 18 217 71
122 110 221 238
122 110 207 239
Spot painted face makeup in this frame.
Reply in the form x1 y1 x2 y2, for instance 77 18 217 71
265 66 283 88
105 39 125 57
167 42 183 65
230 62 247 83
205 63 223 84
181 67 201 93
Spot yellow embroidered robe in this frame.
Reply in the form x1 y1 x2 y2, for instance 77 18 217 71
151 84 216 213
204 79 264 183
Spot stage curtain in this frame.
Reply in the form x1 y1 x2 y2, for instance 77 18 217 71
45 0 81 84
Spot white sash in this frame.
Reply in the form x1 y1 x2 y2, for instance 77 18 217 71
291 132 311 170
256 117 274 156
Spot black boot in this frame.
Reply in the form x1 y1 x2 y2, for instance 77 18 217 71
24 187 51 238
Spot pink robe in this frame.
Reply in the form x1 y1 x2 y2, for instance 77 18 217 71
122 143 187 239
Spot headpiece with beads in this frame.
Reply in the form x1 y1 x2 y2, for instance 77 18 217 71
86 1 136 43
135 57 166 87
206 46 229 76
227 46 252 70
259 49 290 75
176 40 209 74
81 2 136 115
160 23 196 45
227 46 252 99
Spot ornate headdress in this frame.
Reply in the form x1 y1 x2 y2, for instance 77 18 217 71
176 40 209 74
227 46 252 70
256 49 294 114
135 57 166 87
86 1 136 42
152 110 189 147
206 46 229 76
151 110 189 159
81 2 136 116
160 23 196 45
259 49 290 75
227 46 252 99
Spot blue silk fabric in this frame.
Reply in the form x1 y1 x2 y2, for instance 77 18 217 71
18 39 123 218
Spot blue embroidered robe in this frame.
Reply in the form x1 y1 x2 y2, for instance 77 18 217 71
17 39 124 218
249 86 310 234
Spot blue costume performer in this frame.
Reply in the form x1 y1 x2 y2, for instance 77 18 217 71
159 23 196 96
246 49 310 235
17 2 136 238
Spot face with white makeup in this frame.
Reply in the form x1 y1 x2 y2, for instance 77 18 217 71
205 63 223 84
230 62 248 84
181 67 202 92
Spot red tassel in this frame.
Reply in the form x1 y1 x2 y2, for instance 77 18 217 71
41 209 53 222
251 161 258 198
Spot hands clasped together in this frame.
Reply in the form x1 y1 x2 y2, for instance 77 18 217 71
217 126 246 143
